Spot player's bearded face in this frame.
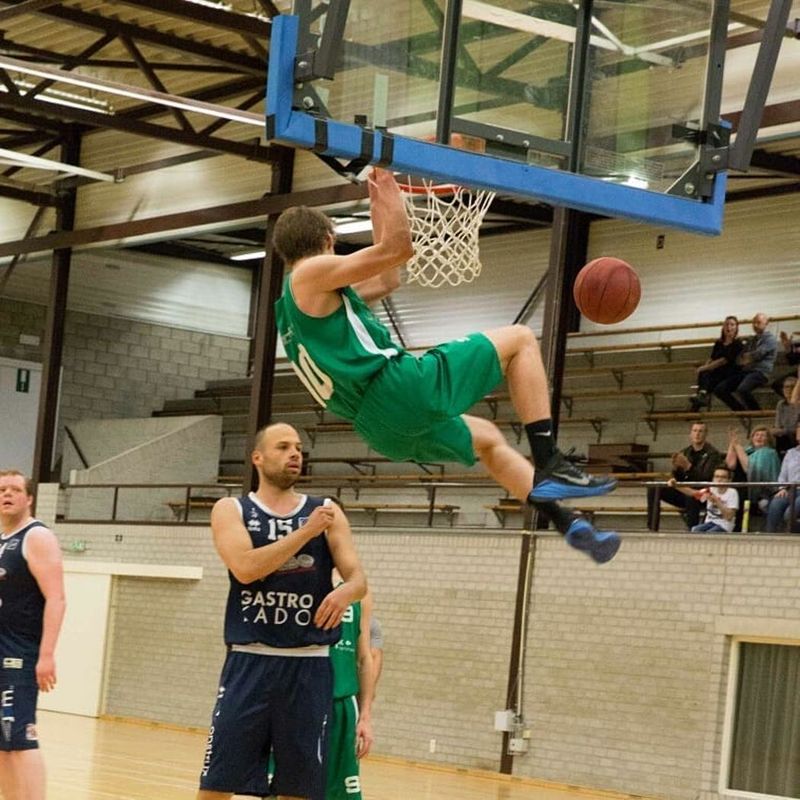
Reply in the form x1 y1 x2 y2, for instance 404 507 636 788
257 451 301 490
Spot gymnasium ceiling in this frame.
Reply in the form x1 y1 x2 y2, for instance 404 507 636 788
0 1 799 272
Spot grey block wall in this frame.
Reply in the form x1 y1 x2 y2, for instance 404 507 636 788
0 297 248 451
53 520 800 800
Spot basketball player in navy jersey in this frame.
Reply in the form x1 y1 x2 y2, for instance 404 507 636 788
0 470 66 800
197 423 367 800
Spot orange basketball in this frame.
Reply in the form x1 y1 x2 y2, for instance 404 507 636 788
573 257 641 325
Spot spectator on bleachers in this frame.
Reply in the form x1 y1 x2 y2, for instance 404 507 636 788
764 421 800 533
668 466 739 533
715 313 778 411
771 372 800 457
771 330 800 397
726 425 781 517
690 316 742 411
647 421 723 531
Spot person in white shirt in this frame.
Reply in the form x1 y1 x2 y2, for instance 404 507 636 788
668 466 739 533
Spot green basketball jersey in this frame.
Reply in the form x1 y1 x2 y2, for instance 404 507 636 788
275 277 404 419
330 599 361 700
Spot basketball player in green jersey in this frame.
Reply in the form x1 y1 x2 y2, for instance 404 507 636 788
326 578 375 800
274 167 620 563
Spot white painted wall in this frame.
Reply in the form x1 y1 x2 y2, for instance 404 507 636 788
39 572 111 718
0 356 41 474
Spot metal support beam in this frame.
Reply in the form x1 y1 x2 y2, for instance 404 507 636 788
728 0 794 170
499 530 536 773
0 207 47 295
500 2 593 776
32 127 79 488
120 35 195 133
0 181 369 258
539 0 592 425
0 0 61 21
435 0 462 144
244 146 296 492
0 92 273 164
0 1 266 75
114 0 271 38
541 209 589 432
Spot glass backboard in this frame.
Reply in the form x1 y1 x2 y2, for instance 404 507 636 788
267 1 787 234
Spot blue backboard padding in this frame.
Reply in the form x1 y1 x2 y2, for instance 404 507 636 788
267 15 726 236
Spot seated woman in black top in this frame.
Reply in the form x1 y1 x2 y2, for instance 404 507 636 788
690 315 743 411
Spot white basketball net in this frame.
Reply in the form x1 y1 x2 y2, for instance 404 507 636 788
401 182 496 288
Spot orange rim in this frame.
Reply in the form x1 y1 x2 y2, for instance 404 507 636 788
396 181 461 195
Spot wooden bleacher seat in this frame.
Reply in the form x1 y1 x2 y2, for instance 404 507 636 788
167 497 218 520
304 416 610 445
167 497 459 527
567 337 716 366
345 501 460 526
642 408 773 438
486 497 680 528
567 313 800 342
561 388 657 414
564 360 699 388
305 455 442 474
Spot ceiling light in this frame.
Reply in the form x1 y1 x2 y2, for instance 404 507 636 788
334 218 373 235
12 78 113 113
0 55 264 127
230 249 266 261
0 146 116 182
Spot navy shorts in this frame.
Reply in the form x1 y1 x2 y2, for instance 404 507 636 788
199 650 332 798
0 680 39 751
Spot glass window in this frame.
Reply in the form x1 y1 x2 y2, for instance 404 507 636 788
729 641 800 797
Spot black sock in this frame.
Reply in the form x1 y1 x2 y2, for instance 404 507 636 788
532 501 577 535
525 419 555 469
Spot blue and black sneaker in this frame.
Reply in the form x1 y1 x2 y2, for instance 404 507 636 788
565 517 621 564
528 449 617 502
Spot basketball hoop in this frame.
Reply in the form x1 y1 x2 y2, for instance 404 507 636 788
398 179 496 288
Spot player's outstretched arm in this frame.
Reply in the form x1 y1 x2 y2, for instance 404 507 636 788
355 590 376 758
293 169 413 295
27 527 66 693
212 497 334 584
314 504 367 630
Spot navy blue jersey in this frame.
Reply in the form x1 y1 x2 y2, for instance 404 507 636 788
0 521 46 673
223 494 338 648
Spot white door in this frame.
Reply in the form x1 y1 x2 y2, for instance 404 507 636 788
39 572 112 717
0 357 41 475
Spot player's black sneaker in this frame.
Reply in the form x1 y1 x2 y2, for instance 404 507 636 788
565 517 621 564
528 450 617 502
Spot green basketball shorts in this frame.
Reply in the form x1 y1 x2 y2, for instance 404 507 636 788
353 332 503 465
326 695 361 800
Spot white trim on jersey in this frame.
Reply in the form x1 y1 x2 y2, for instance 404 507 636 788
246 492 307 519
230 643 330 657
1 519 45 561
341 294 399 359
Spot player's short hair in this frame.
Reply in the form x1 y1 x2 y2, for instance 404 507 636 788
713 466 731 478
0 470 34 496
273 206 335 265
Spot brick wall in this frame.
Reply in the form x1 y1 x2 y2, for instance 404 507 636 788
0 297 248 450
52 523 800 800
0 297 46 362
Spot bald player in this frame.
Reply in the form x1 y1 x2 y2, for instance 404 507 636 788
197 423 367 800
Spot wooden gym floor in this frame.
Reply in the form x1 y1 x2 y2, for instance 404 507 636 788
40 711 637 800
